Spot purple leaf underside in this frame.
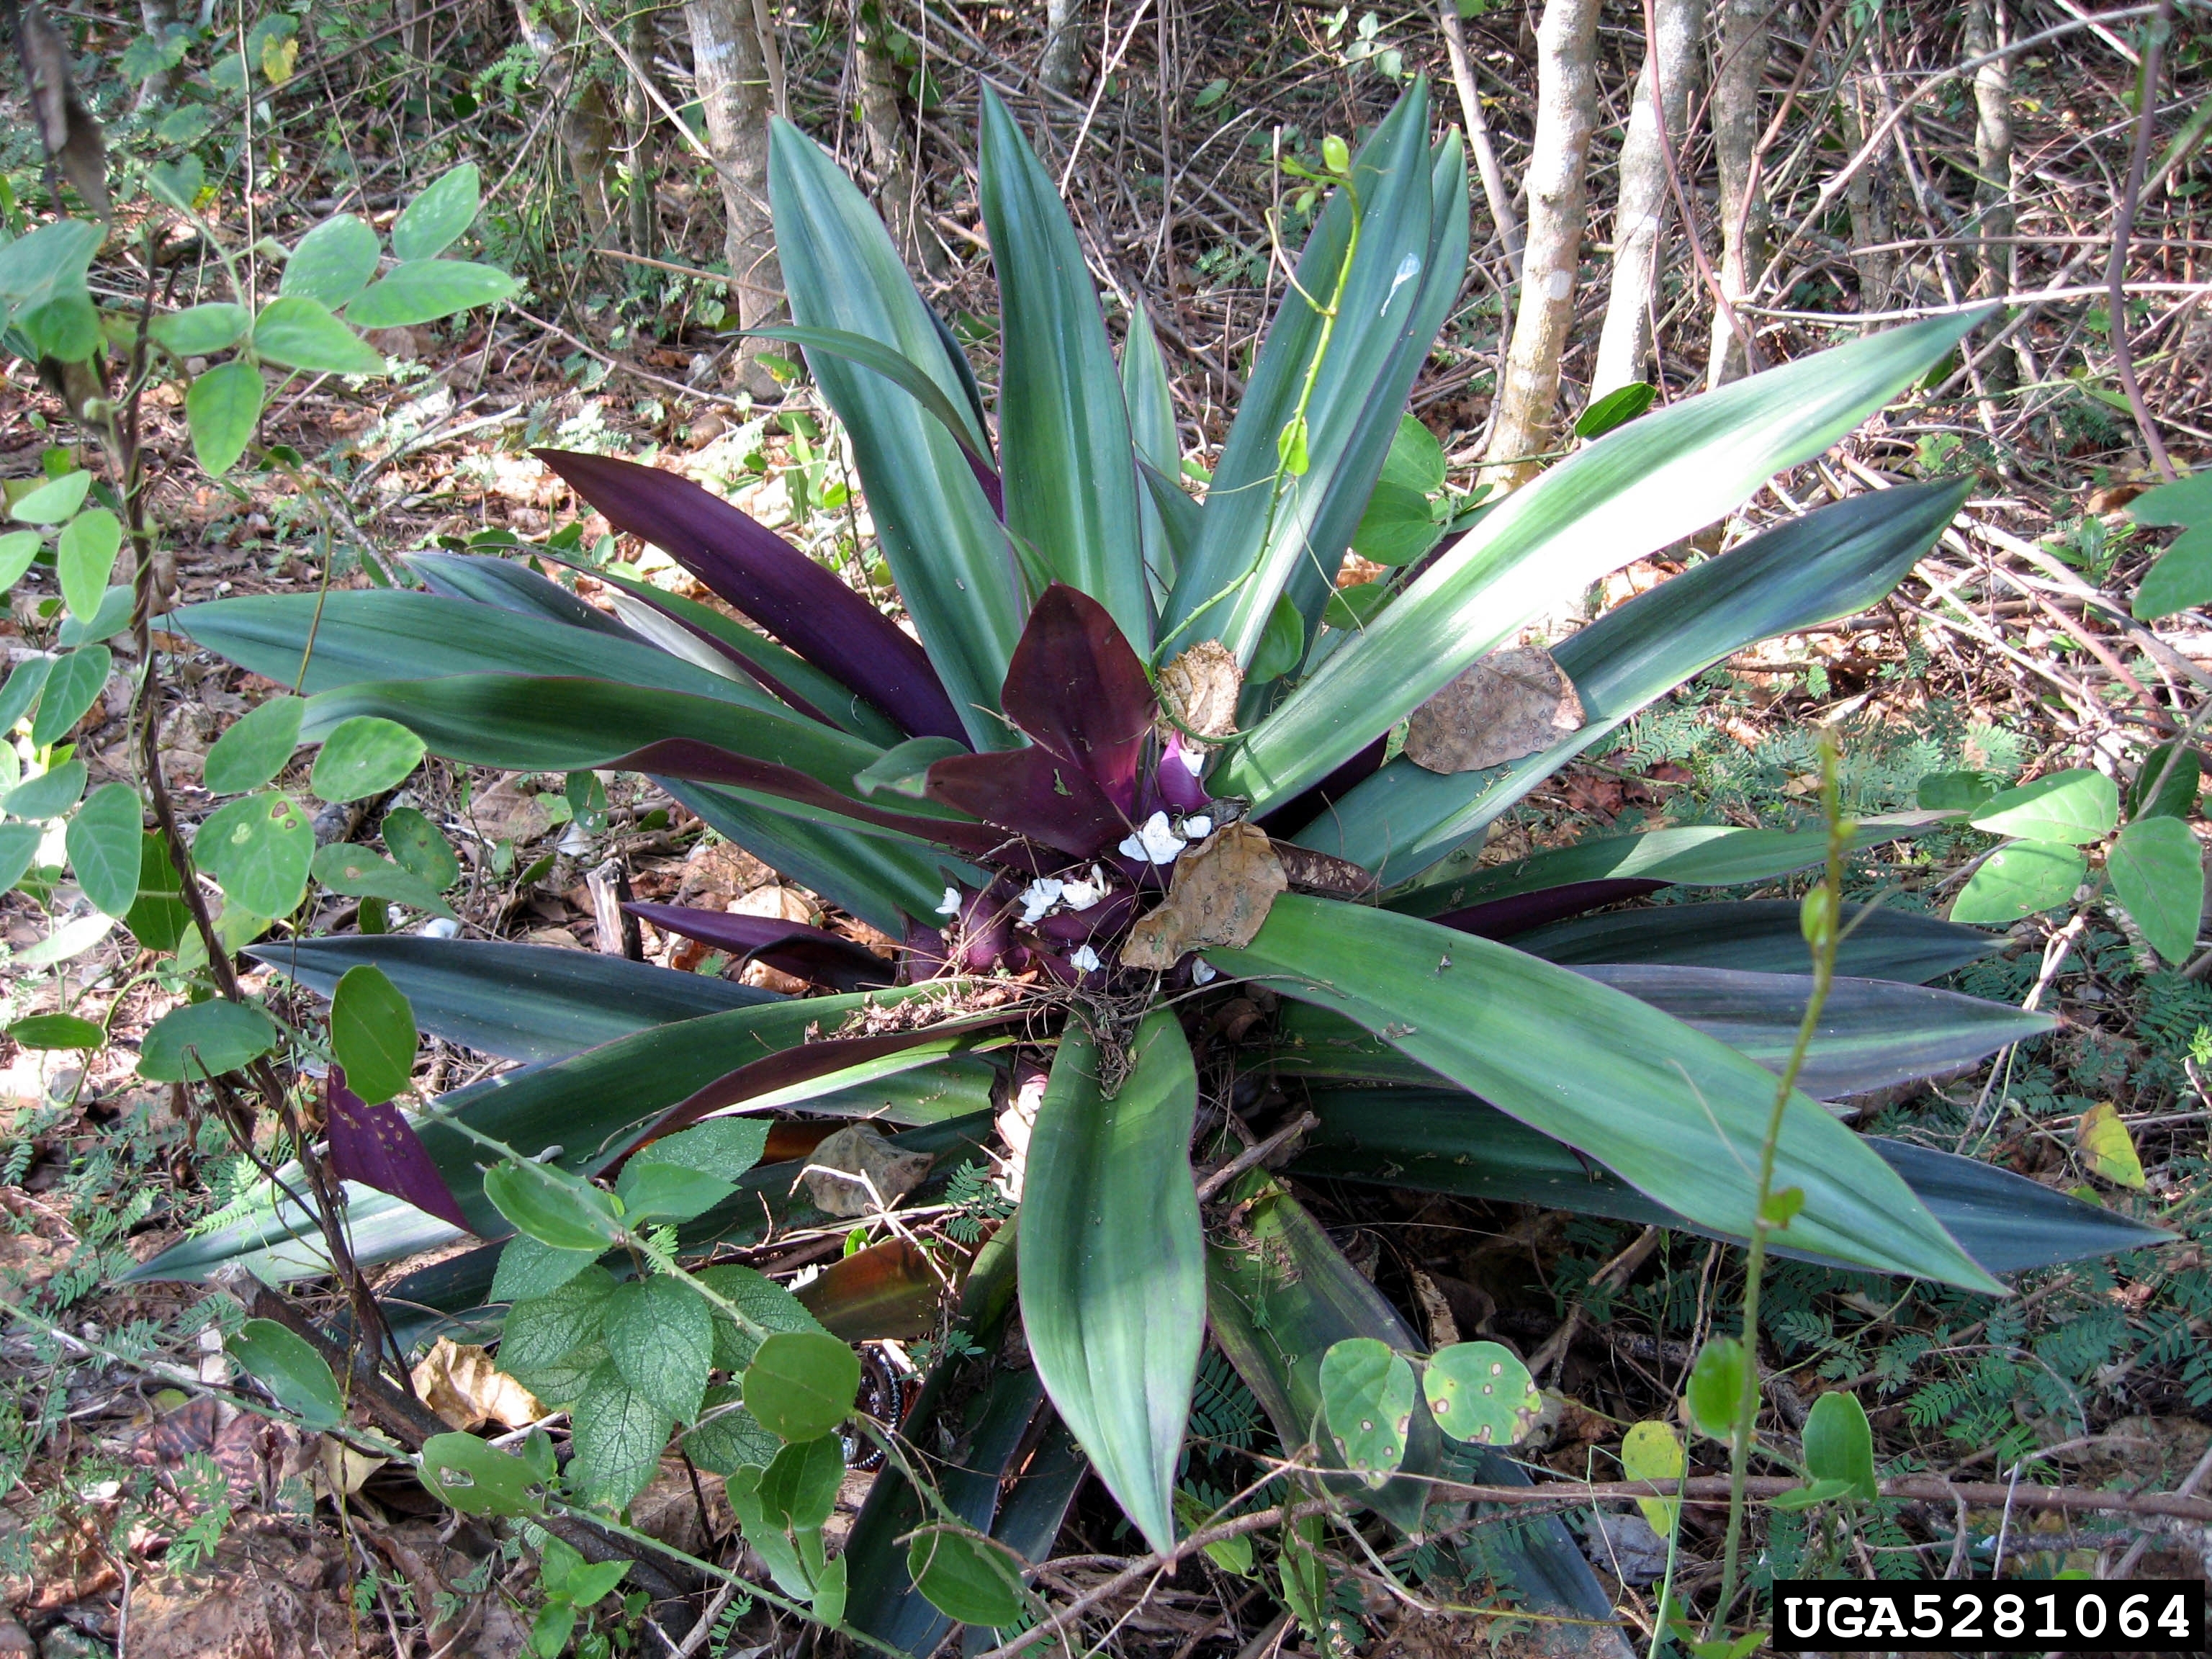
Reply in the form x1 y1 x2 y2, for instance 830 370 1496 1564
536 449 967 743
624 901 896 992
1432 878 1671 938
325 1068 472 1233
997 583 1154 814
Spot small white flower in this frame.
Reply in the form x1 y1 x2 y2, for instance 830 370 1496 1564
419 917 462 939
1118 810 1186 865
1069 944 1102 974
1018 878 1064 925
1181 814 1214 841
1177 742 1207 775
935 886 962 917
1061 865 1108 911
1192 958 1218 985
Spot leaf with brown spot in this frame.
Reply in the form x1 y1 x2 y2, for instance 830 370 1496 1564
1121 823 1287 970
1402 647 1584 774
1158 640 1242 739
1273 842 1379 899
17 3 107 222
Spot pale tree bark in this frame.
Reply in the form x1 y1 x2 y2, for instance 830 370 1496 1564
1040 0 1085 91
685 0 785 389
1840 71 1894 315
1702 0 1766 387
135 0 176 108
624 1 660 261
1437 0 1523 275
1963 0 2019 385
1480 0 1601 488
854 0 942 272
1592 0 1701 397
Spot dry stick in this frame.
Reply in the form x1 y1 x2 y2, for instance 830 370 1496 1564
1193 1111 1317 1202
1437 0 1524 277
2108 0 2180 481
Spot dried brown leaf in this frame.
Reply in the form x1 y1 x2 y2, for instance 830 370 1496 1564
1120 823 1287 970
1403 647 1584 774
410 1336 544 1432
1158 639 1242 738
800 1122 935 1218
17 3 108 221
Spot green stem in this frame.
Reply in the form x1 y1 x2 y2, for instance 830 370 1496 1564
1708 728 1848 1637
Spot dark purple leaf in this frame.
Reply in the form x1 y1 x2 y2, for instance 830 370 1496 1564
613 738 1015 860
963 446 1006 520
536 449 967 743
925 745 1125 858
325 1068 472 1233
625 902 896 993
544 553 844 727
1030 888 1136 943
1255 735 1388 836
998 583 1154 814
610 1014 1023 1163
1431 879 1670 939
903 915 953 979
1152 730 1213 813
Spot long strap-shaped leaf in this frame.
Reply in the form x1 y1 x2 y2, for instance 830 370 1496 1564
1223 315 1984 811
405 550 640 639
173 590 768 707
746 323 994 465
1018 1011 1204 1552
1506 901 2000 983
1290 1089 2170 1277
769 119 1025 747
1295 479 1974 881
1388 813 1951 920
1124 304 1180 605
1161 86 1462 665
535 449 967 744
1209 895 2000 1290
981 91 1153 651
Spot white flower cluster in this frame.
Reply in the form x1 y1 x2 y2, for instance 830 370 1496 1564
1017 864 1110 925
1116 810 1214 866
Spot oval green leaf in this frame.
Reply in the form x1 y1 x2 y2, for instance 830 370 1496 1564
30 644 111 747
608 1275 713 1423
1951 840 2086 925
1377 412 1447 494
907 1528 1027 1629
740 1331 860 1443
204 695 305 795
390 163 481 261
1801 1390 1876 1502
56 508 121 621
1622 1418 1684 1534
418 1430 544 1516
150 301 251 356
1968 768 2118 845
186 359 264 475
1421 1340 1540 1447
138 999 279 1082
282 214 381 309
5 756 86 820
252 296 386 377
343 259 519 330
331 963 418 1105
2107 815 2203 965
1319 1336 1416 1484
1350 481 1445 566
228 1317 345 1431
379 804 460 889
310 842 455 918
1574 381 1658 439
0 529 40 593
482 1162 624 1252
311 714 424 802
1685 1334 1748 1440
194 790 315 918
66 781 143 917
9 469 91 525
6 1012 103 1050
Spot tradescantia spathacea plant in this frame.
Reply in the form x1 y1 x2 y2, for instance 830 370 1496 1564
135 83 2167 1642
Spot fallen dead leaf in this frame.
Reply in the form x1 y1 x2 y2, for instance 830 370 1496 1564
1121 823 1287 971
1403 647 1584 774
676 839 775 907
732 884 817 924
799 1123 935 1218
410 1336 545 1432
1158 640 1242 739
472 775 555 845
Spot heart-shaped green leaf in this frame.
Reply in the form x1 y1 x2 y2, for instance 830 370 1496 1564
1421 1340 1540 1447
1320 1336 1416 1483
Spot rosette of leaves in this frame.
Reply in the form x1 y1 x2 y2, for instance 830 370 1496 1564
140 83 2167 1637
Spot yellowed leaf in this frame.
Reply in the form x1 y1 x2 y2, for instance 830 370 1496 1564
1621 1419 1683 1535
1403 647 1583 774
2077 1102 2145 1189
410 1336 544 1432
1120 823 1287 971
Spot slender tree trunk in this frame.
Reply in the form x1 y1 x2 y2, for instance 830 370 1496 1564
135 0 176 108
1964 0 2018 386
1593 0 1701 397
854 0 940 271
1040 0 1085 91
685 0 784 387
624 1 660 261
1437 0 1523 276
1480 0 1601 488
1840 70 1894 315
1703 0 1766 387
